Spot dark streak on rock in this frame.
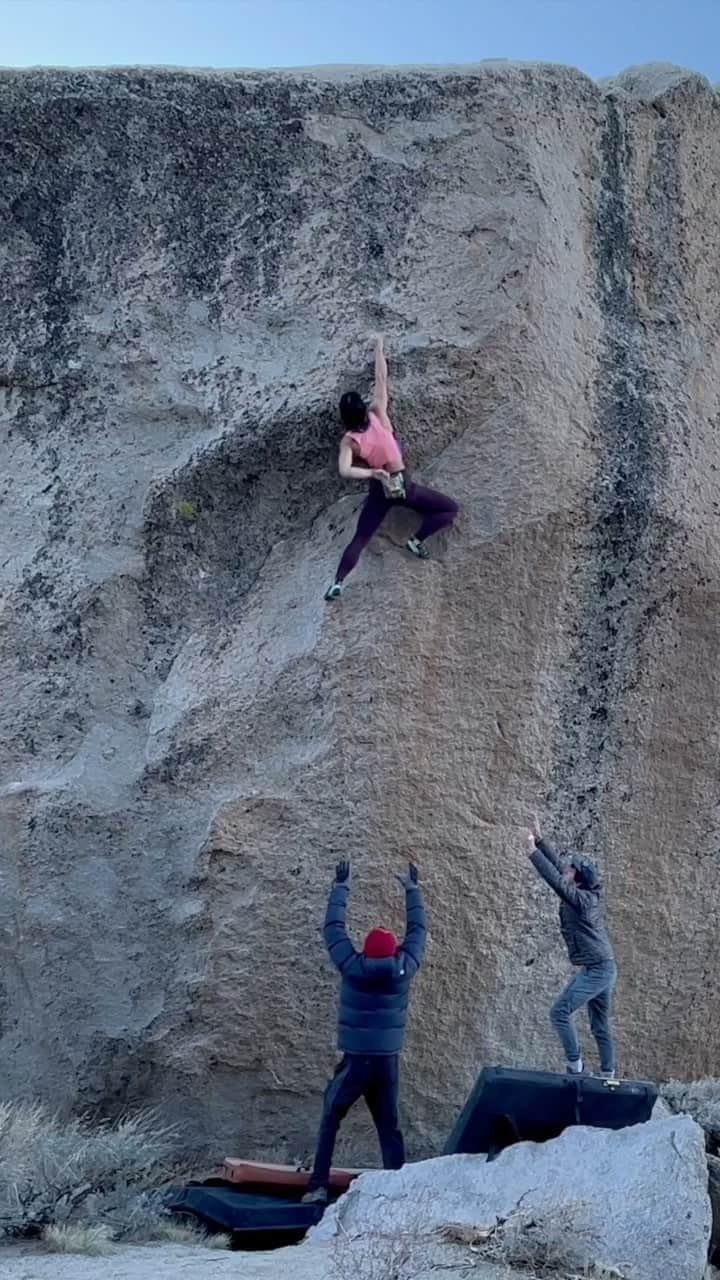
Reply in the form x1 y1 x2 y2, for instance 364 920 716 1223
547 96 673 850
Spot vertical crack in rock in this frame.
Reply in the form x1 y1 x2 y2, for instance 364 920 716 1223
546 95 671 849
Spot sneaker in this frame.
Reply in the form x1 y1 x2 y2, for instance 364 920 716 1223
407 537 430 560
600 1070 620 1082
324 583 343 602
301 1187 328 1206
565 1059 584 1075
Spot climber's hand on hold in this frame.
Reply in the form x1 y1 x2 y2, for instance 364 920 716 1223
335 859 351 887
395 862 419 891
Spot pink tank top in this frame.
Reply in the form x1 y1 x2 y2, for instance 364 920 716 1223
348 411 403 472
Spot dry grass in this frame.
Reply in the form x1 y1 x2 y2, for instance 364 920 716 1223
39 1217 232 1256
0 1101 180 1240
572 1268 627 1279
438 1221 500 1252
41 1223 114 1256
148 1220 231 1249
439 1203 629 1278
439 1201 600 1275
200 1233 232 1250
331 1200 628 1280
331 1222 427 1280
439 1219 630 1276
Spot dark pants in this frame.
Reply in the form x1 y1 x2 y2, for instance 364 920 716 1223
550 960 617 1073
306 1053 405 1191
335 478 458 582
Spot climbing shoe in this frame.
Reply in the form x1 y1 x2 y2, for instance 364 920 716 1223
406 537 430 560
302 1187 329 1206
324 583 343 601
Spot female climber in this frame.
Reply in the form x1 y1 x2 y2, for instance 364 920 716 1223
324 336 459 601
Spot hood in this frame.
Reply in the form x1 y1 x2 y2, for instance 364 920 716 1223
570 855 601 891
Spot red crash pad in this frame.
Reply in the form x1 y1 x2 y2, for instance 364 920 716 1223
222 1159 360 1191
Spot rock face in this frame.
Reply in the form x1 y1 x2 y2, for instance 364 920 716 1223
709 1154 720 1263
312 1115 712 1280
1 61 720 1158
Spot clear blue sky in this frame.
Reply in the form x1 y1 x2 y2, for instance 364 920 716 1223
2 0 719 83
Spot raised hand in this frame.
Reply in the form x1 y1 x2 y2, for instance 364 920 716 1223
531 813 542 842
335 859 351 886
525 830 536 856
395 862 419 891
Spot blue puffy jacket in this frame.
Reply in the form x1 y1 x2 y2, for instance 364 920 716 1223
323 882 426 1056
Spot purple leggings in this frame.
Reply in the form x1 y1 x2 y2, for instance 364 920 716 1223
336 479 458 582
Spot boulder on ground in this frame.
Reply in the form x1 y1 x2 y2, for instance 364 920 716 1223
311 1115 711 1280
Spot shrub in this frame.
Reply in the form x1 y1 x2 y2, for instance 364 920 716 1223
0 1102 179 1239
440 1200 601 1275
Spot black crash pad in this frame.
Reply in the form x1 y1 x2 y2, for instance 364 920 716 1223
444 1066 657 1158
168 1182 325 1237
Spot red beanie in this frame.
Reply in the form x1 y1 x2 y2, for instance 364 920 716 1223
363 928 398 959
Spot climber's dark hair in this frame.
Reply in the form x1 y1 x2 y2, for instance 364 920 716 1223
339 391 368 431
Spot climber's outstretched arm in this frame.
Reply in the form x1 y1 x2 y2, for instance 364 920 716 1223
369 336 392 429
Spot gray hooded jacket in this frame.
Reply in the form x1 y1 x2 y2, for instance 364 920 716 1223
531 837 614 967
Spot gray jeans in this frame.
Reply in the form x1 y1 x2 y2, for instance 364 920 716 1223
550 960 617 1072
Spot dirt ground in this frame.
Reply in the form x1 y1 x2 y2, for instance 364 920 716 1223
0 1241 330 1280
0 1239 522 1280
